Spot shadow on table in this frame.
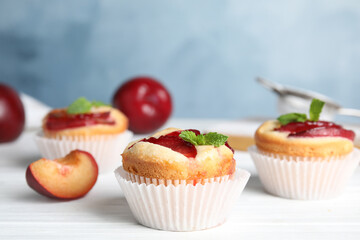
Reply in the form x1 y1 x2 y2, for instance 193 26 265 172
244 175 265 194
85 196 137 224
0 130 42 169
10 153 42 168
14 190 70 203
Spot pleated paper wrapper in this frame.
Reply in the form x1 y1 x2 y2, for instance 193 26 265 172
248 146 360 200
115 167 250 231
34 130 133 173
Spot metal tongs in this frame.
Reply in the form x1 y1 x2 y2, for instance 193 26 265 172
256 77 360 119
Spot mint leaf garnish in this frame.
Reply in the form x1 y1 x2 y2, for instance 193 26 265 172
179 131 228 147
196 134 206 145
309 98 325 121
179 131 198 146
67 97 110 114
67 97 92 114
277 98 326 125
204 132 229 147
277 113 307 125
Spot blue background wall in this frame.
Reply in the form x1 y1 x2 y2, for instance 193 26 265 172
1 0 359 119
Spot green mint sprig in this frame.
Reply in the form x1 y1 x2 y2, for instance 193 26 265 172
277 113 307 125
309 98 325 121
179 131 228 147
277 98 325 125
67 97 109 114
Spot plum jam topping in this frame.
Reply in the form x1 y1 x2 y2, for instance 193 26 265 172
46 110 115 130
129 129 234 158
275 121 355 141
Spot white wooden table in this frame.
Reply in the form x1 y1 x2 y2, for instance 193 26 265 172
1 119 359 239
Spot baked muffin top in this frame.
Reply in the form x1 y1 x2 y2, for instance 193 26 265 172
255 99 355 157
122 128 236 180
42 97 128 138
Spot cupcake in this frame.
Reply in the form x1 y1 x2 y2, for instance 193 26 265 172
35 97 133 173
115 128 250 231
249 99 359 200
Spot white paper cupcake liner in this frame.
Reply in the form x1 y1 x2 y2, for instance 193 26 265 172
114 167 250 231
248 145 360 200
34 130 133 173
